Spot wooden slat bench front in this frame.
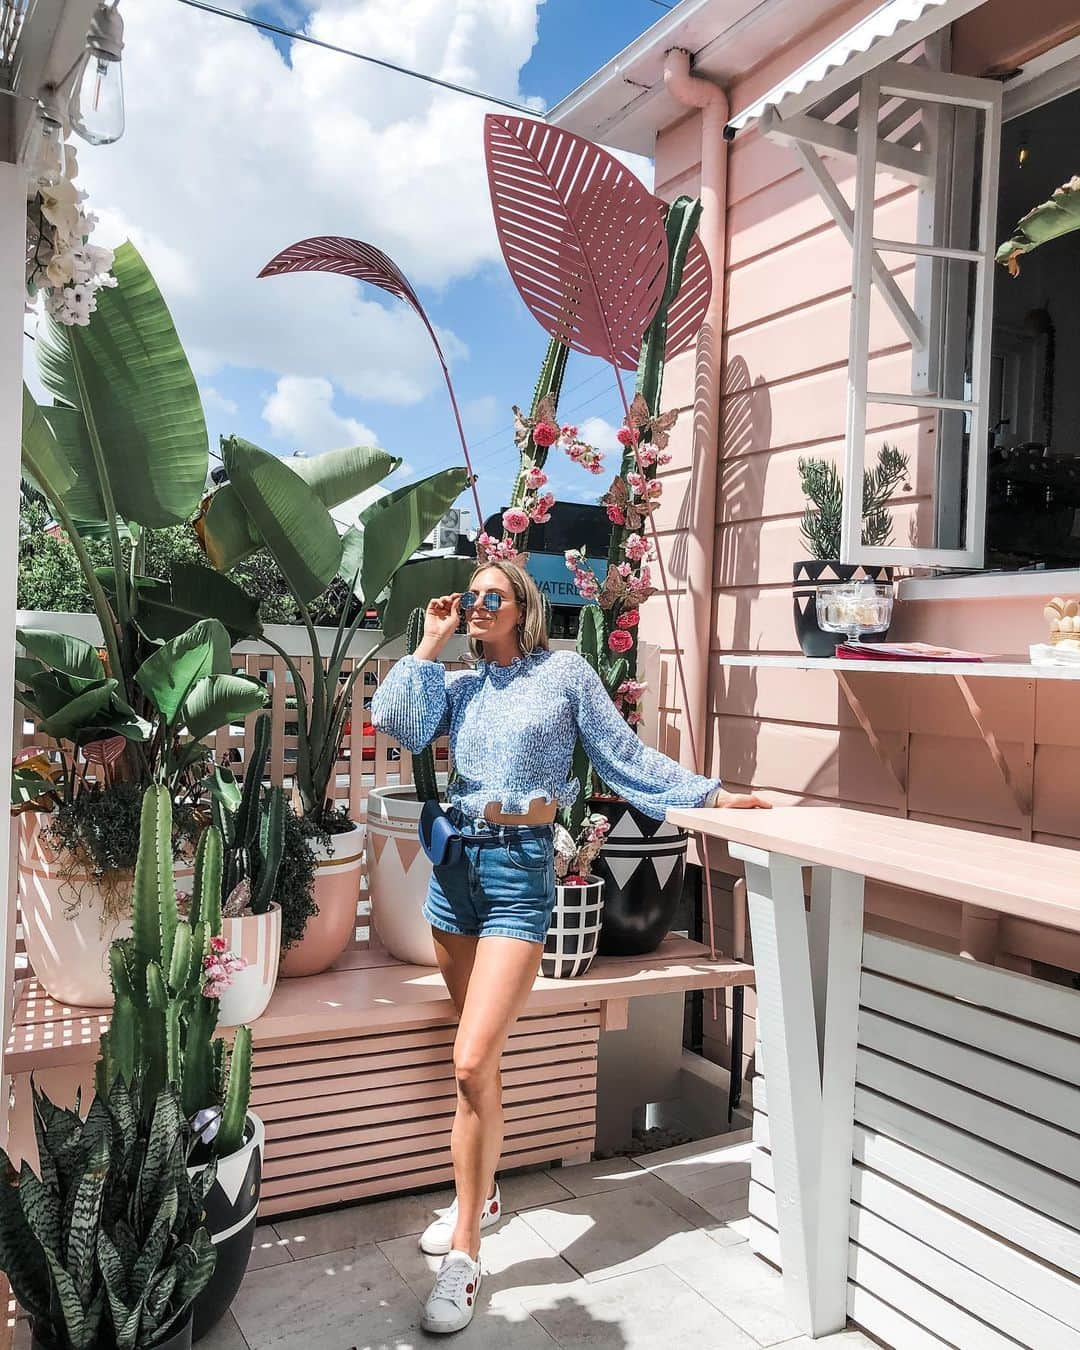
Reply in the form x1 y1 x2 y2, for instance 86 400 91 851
4 936 753 1217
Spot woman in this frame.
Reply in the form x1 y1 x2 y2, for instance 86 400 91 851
371 560 769 1334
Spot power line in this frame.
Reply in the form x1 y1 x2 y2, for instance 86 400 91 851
174 0 539 114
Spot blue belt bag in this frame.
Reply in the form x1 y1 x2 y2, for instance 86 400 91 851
419 800 466 868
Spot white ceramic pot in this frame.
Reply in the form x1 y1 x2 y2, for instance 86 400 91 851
365 786 438 967
216 904 281 1027
542 877 605 979
280 822 364 978
18 813 193 1009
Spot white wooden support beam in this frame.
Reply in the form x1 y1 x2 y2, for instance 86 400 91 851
0 160 27 1143
788 139 925 352
733 843 865 1337
760 108 930 184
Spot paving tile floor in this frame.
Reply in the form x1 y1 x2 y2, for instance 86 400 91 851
198 1132 882 1350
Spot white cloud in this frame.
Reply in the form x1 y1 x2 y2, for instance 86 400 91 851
201 386 239 417
578 416 623 453
73 0 545 409
262 375 380 451
463 394 499 432
389 459 418 483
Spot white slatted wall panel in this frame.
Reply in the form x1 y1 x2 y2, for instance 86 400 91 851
749 934 1080 1349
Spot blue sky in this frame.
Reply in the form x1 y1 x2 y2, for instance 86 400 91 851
33 0 667 533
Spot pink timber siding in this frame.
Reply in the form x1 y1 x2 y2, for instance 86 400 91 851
643 0 1080 1080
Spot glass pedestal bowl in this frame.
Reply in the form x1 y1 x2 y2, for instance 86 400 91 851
815 582 894 646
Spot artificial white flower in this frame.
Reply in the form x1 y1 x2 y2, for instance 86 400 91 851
46 252 75 286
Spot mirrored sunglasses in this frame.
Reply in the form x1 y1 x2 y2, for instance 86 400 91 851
459 590 504 613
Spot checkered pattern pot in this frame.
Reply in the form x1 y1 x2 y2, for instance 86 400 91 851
542 877 604 979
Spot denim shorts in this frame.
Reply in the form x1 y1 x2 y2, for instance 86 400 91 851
423 810 556 945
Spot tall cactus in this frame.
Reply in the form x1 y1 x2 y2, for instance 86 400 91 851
564 606 628 835
96 786 252 1160
211 711 285 915
406 607 440 803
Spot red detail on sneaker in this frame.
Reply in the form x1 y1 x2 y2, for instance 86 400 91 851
490 1201 498 1214
466 1284 474 1294
467 1298 472 1306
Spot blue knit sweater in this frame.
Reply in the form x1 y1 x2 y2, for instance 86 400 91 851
370 648 721 822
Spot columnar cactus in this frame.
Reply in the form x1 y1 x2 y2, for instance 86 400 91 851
406 607 440 804
96 786 252 1159
212 711 285 916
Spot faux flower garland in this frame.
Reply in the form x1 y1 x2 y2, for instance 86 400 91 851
552 810 611 885
25 143 115 326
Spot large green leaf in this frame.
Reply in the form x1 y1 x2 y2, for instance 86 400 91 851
17 628 105 680
198 481 260 573
359 467 469 602
997 175 1080 274
39 404 105 524
32 675 116 740
181 673 266 743
223 437 342 603
289 444 400 512
135 619 232 725
21 386 77 499
136 563 262 644
381 555 476 639
36 318 80 408
42 242 209 528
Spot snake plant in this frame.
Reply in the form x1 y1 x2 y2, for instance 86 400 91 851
209 712 285 916
96 787 252 1160
0 1074 216 1350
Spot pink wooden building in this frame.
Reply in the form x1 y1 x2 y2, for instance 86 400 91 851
552 0 1080 1077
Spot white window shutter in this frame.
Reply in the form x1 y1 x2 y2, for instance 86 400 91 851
843 61 1003 569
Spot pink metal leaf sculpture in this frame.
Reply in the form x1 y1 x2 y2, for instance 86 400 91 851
664 228 712 359
484 114 669 371
258 237 483 525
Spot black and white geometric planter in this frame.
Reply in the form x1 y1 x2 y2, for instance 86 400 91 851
588 799 688 957
793 560 894 657
190 1113 264 1342
542 877 604 978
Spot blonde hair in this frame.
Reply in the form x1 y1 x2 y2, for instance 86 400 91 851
467 559 549 662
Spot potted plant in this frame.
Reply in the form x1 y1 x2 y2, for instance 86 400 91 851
793 444 909 657
0 1073 217 1350
97 786 260 1344
16 244 267 1007
545 813 609 979
14 619 265 1007
207 713 289 1021
196 436 468 976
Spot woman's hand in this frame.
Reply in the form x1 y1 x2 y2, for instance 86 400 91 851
416 594 461 660
713 790 771 810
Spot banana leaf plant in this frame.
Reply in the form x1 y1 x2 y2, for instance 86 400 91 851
196 435 469 827
997 175 1080 275
18 242 267 819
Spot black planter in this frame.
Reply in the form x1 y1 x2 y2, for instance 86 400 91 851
589 799 688 956
543 878 605 978
32 1314 193 1350
792 561 894 657
189 1114 264 1343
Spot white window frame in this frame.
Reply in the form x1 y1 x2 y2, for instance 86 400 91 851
842 60 1002 569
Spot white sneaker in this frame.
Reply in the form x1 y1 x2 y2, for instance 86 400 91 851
421 1249 482 1334
419 1184 502 1256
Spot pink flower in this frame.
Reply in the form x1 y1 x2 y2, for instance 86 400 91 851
210 935 228 954
617 678 647 701
502 508 530 534
605 504 626 526
587 460 604 475
646 480 662 500
657 449 672 466
616 610 640 630
560 424 578 440
525 466 548 489
627 711 643 727
625 532 650 562
532 421 559 447
608 630 633 654
616 562 632 578
617 426 639 446
530 506 551 524
564 548 581 564
636 443 658 468
626 471 646 494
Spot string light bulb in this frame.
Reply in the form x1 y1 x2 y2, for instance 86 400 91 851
1018 141 1029 168
25 90 70 189
69 2 125 146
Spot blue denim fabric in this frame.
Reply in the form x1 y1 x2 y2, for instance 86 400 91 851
423 810 556 945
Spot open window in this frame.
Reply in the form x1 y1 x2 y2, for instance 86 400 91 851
844 61 1002 568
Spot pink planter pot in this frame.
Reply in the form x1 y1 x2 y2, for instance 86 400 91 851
216 905 281 1026
365 786 438 967
18 813 193 1008
280 821 363 978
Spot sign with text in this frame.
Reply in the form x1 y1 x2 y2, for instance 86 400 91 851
527 551 607 608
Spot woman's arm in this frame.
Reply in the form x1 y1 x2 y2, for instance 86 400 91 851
570 655 726 820
370 656 450 753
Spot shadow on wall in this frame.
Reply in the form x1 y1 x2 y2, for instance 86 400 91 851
714 353 771 795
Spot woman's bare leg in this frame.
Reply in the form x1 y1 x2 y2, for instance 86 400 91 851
432 927 478 1016
448 936 543 1258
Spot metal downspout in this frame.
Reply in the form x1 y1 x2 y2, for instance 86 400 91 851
662 48 728 777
